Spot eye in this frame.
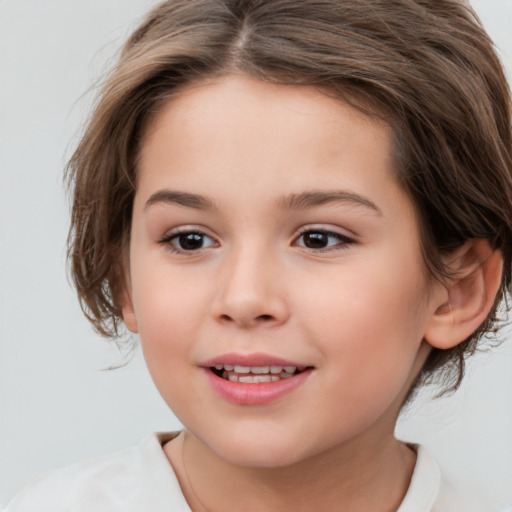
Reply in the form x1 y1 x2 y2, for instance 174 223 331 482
160 230 218 253
295 229 354 251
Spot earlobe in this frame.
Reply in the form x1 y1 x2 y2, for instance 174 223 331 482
115 251 139 333
119 286 139 334
424 240 503 350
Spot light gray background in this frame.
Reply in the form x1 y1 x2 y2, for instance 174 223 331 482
1 0 511 508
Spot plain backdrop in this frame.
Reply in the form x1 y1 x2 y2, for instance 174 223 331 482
1 0 511 508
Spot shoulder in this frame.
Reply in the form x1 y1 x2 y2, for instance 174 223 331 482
398 444 504 512
435 473 511 512
3 432 190 512
435 480 493 512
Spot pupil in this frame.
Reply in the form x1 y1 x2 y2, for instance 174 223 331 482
304 232 328 248
179 233 203 250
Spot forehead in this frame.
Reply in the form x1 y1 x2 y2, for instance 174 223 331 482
138 75 395 186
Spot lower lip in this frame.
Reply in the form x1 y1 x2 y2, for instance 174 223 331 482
203 368 313 405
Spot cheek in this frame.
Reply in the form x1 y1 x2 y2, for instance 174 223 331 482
130 262 211 380
134 281 209 415
298 254 429 393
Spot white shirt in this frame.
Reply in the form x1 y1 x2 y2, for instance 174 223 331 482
3 432 503 512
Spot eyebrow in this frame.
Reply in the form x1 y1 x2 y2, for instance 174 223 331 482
145 190 217 211
144 189 382 216
278 191 382 215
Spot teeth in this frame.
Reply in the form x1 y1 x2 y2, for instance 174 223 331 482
221 371 299 383
212 363 303 380
214 364 295 374
250 366 270 374
239 375 276 383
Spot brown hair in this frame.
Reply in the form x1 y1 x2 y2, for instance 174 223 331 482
67 0 512 393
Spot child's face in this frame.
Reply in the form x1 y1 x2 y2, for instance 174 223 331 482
123 75 438 467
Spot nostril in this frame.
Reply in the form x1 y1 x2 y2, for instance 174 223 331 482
215 310 281 326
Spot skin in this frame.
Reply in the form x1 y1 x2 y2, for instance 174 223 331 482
120 75 460 511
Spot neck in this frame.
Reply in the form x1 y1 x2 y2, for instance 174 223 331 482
165 427 416 512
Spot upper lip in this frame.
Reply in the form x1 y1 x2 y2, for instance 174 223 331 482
200 352 310 369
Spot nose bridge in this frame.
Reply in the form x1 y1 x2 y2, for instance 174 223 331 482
212 238 288 327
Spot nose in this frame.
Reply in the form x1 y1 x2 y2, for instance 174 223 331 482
210 246 290 329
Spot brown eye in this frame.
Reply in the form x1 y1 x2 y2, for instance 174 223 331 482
162 231 217 252
296 230 354 250
302 232 330 249
176 233 205 250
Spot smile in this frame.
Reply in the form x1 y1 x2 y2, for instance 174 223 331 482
210 364 305 383
202 355 314 405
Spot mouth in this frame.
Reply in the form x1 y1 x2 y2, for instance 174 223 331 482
201 353 314 404
209 364 310 383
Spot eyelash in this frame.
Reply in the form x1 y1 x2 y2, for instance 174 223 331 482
158 229 218 255
294 227 355 252
158 227 355 255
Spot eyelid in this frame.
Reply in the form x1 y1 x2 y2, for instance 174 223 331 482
158 224 217 240
295 224 357 240
293 225 357 251
157 225 220 254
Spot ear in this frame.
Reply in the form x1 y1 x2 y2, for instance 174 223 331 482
424 239 503 350
119 284 139 333
113 246 139 333
115 260 139 333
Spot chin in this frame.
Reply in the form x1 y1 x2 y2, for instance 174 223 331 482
197 425 320 469
218 445 306 469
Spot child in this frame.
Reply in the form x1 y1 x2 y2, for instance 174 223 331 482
5 0 512 511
